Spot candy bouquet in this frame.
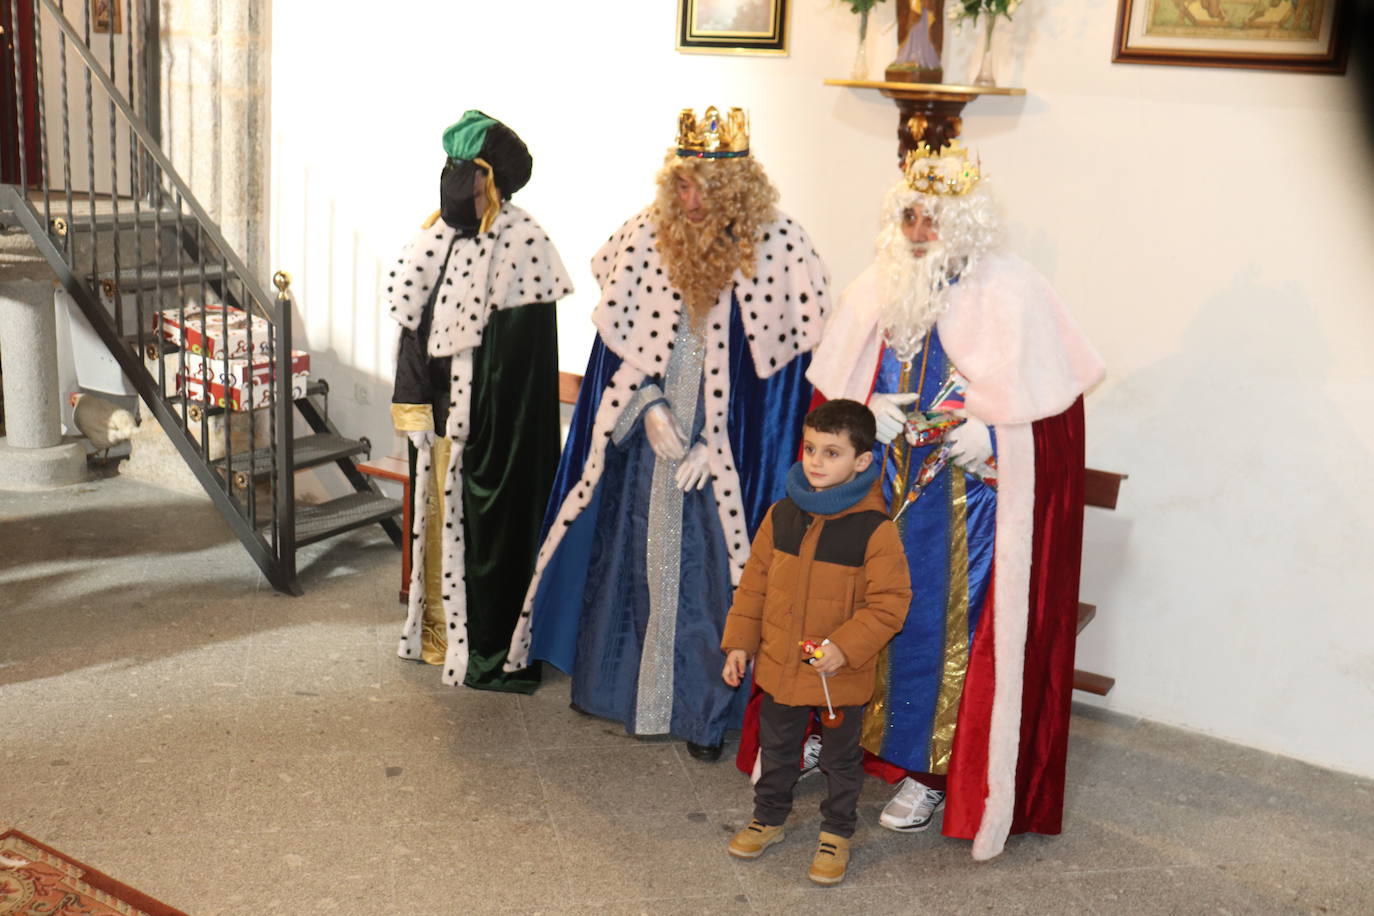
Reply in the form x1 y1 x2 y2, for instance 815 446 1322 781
890 371 998 521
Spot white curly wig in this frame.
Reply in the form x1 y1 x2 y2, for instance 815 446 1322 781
875 175 1001 365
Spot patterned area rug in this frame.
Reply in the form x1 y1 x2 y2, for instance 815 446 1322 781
0 830 187 916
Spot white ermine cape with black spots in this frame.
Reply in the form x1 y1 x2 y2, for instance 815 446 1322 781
505 206 829 670
387 204 571 686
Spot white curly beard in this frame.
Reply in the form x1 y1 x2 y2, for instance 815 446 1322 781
874 180 1000 366
876 225 948 366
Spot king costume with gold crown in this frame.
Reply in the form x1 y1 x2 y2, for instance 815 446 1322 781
388 111 573 692
736 142 1104 858
505 108 830 756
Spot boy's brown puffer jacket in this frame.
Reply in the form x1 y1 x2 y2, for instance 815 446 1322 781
721 478 911 708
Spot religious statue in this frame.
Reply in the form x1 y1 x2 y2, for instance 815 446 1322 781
887 0 945 84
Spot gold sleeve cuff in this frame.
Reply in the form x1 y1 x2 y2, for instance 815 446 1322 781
391 403 434 432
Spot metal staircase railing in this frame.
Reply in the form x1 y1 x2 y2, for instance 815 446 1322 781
0 0 401 594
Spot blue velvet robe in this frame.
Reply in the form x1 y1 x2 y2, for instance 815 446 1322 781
863 331 998 773
528 292 813 745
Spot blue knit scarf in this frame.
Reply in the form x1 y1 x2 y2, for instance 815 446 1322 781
785 460 880 516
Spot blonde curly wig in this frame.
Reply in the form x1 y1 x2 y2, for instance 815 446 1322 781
652 152 779 325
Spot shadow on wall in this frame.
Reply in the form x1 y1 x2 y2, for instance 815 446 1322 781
1078 264 1374 676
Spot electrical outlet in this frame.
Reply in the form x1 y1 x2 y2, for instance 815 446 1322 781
353 384 371 406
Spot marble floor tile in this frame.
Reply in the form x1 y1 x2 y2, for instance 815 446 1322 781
3 475 1371 916
535 743 703 820
389 816 568 912
549 810 748 907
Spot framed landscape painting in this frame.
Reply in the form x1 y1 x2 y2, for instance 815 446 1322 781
1113 0 1350 72
677 0 790 56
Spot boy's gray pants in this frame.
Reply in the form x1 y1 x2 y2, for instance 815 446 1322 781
753 692 865 838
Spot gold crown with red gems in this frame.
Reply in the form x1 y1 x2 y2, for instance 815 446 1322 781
902 140 982 196
676 106 750 159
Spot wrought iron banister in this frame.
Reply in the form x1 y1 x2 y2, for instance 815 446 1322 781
32 0 280 323
1 0 305 593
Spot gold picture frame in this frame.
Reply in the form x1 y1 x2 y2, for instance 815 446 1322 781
677 0 790 56
91 0 122 34
1113 0 1351 72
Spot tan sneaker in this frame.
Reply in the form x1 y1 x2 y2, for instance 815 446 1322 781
728 820 785 859
807 831 851 886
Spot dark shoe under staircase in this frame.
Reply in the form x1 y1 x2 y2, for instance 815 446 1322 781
0 0 400 594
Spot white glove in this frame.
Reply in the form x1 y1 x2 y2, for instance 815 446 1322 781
674 442 711 491
407 429 436 450
947 415 993 468
868 392 919 445
644 403 688 461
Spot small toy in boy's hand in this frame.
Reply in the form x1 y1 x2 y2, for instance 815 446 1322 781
799 639 845 728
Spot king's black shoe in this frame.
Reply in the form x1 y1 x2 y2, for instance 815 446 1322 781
686 741 723 762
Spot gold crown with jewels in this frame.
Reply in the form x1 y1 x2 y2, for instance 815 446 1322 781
903 140 982 196
675 106 750 159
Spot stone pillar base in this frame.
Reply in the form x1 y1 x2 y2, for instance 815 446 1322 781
0 437 87 490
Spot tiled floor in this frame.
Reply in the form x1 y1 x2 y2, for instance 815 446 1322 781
3 476 1372 914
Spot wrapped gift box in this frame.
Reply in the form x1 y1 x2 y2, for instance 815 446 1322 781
178 361 309 412
179 349 310 391
154 304 273 358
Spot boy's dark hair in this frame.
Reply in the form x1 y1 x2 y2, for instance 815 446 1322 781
804 399 877 454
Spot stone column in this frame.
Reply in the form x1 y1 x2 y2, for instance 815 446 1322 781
160 0 269 279
0 248 87 489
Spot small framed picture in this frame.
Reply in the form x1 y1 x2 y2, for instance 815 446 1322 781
91 0 122 35
677 0 790 56
1113 0 1351 73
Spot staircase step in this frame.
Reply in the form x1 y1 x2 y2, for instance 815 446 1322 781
288 492 403 548
215 433 370 489
104 262 226 290
57 207 180 233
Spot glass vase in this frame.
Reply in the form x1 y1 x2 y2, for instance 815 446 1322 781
973 15 998 87
851 10 870 80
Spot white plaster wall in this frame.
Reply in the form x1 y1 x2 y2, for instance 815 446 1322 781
270 0 1374 777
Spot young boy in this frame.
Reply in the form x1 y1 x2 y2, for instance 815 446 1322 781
720 399 912 886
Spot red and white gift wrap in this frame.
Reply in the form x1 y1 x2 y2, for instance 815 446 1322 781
154 304 273 359
179 349 309 390
177 350 309 411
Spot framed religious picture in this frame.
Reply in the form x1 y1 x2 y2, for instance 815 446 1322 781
1113 0 1351 72
90 0 122 34
677 0 790 56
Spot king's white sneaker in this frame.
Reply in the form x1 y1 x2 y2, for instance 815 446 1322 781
879 776 946 832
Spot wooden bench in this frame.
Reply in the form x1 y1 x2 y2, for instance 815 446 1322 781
368 373 585 605
396 371 1123 696
562 370 1121 695
356 454 411 604
1074 469 1125 695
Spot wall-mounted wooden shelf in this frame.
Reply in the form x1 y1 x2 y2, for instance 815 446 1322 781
823 78 1025 98
824 78 1027 165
